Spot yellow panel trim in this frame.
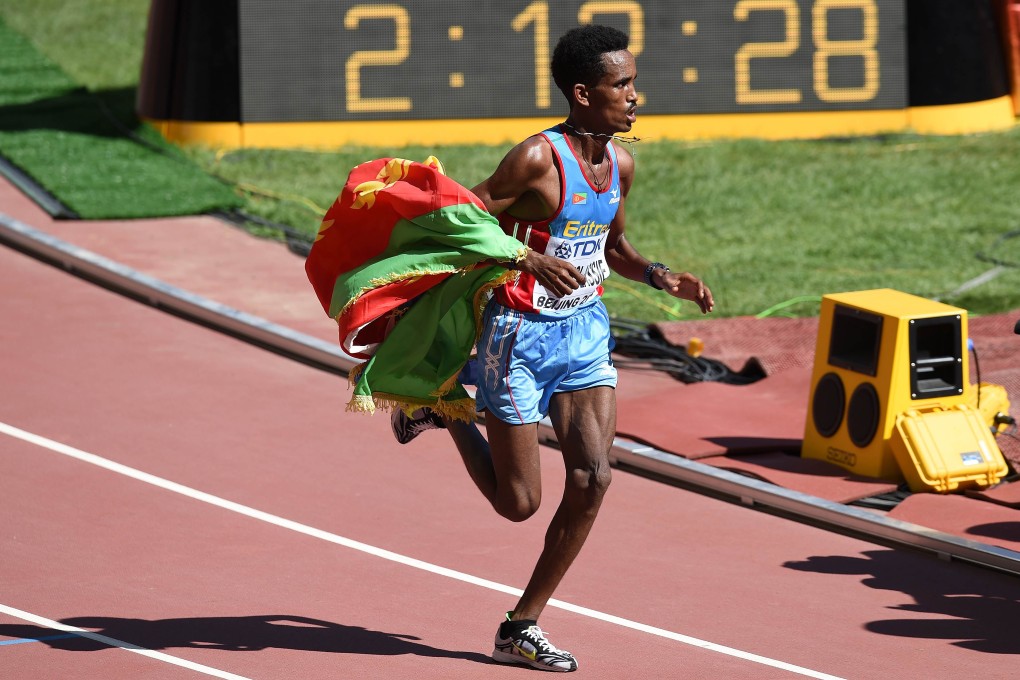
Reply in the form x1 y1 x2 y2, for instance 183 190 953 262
142 97 1017 149
144 119 242 147
907 95 1016 135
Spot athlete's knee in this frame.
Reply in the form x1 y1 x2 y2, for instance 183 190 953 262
568 459 612 506
497 489 541 522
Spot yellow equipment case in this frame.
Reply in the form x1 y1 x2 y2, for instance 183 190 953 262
890 404 1009 493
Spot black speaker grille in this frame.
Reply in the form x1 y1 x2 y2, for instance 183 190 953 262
847 383 881 448
812 372 845 438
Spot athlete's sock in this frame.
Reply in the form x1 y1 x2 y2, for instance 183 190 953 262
500 611 538 638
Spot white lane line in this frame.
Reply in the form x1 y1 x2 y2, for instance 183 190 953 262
0 603 251 680
1 421 844 680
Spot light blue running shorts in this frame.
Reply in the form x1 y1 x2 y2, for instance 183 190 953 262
473 300 618 424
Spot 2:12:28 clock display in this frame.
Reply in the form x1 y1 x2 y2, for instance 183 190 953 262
237 0 907 123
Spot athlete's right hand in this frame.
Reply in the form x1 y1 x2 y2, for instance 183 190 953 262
516 251 585 297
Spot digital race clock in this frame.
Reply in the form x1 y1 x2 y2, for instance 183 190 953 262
137 0 1013 147
237 0 906 121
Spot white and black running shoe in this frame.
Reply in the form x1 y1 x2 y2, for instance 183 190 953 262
492 618 577 672
390 407 445 445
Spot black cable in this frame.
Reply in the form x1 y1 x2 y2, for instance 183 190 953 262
976 229 1020 269
970 338 981 411
610 319 765 385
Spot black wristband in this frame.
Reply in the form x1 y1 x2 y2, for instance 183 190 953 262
644 262 669 290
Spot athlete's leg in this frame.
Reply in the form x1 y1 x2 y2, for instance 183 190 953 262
444 419 498 503
508 385 615 621
448 298 553 521
446 416 544 523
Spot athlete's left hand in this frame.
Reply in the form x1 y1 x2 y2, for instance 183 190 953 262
657 270 714 314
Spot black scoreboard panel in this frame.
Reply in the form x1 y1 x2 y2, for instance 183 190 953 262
237 0 908 123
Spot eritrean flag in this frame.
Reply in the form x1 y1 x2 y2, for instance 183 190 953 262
305 156 526 421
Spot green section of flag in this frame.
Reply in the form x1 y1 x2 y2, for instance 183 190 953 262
306 156 526 419
329 201 522 318
350 263 512 420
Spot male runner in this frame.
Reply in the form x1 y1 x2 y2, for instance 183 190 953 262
393 25 713 672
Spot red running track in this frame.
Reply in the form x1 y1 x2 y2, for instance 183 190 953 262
2 205 1020 677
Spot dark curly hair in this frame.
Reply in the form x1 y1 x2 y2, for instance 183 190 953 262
551 25 629 104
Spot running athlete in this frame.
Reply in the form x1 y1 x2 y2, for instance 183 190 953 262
393 25 713 672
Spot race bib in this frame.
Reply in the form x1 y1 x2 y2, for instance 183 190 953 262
531 235 610 313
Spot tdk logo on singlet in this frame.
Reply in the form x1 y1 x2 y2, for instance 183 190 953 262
563 220 610 238
567 236 603 257
557 236 606 258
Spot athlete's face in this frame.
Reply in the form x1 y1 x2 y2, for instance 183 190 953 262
587 50 638 133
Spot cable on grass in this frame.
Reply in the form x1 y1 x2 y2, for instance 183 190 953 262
937 228 1020 301
233 182 329 218
602 279 687 319
976 229 1020 269
755 295 821 319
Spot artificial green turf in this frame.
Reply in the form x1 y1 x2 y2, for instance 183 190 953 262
0 15 242 219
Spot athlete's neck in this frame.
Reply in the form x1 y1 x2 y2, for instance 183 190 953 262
561 119 641 156
561 120 610 164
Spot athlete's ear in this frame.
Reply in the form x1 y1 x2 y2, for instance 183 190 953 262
572 83 590 108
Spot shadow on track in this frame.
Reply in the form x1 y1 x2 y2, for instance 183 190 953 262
784 548 1020 654
0 614 493 665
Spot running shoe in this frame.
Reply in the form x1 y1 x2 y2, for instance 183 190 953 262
492 618 577 672
390 407 445 445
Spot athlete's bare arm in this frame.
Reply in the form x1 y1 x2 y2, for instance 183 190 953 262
472 137 586 298
604 144 714 314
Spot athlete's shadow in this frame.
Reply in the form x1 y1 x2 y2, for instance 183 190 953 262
784 548 1020 654
0 614 492 664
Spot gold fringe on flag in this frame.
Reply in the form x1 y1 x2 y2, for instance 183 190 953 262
345 392 477 423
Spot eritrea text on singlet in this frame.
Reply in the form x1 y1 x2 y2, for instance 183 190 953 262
494 125 621 317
